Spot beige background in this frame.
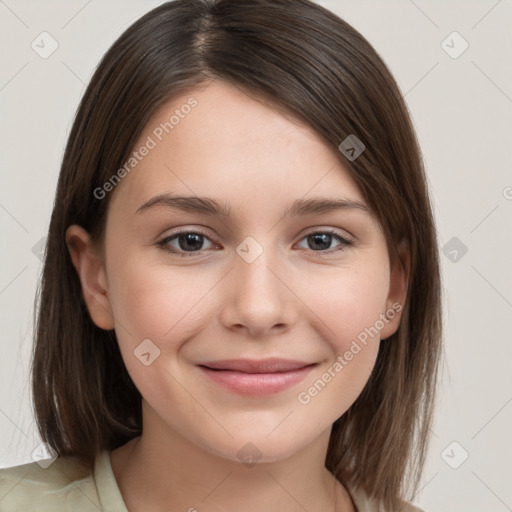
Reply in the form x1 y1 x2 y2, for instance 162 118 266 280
1 1 511 511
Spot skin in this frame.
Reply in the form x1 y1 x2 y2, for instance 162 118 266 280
66 79 408 512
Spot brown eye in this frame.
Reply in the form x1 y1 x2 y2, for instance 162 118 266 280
157 229 217 257
297 230 352 253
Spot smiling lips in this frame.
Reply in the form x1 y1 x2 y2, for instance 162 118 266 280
197 358 317 396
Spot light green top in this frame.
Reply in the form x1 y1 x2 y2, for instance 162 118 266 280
0 450 424 511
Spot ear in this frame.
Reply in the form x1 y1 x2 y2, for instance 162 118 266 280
379 240 409 340
65 224 115 330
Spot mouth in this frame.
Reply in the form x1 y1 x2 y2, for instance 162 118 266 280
197 358 318 396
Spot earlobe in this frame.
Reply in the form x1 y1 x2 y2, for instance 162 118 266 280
380 241 410 340
65 225 115 330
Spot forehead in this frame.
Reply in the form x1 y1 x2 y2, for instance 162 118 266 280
108 80 365 216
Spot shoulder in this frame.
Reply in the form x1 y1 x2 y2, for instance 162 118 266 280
394 500 425 512
0 454 101 512
347 484 426 512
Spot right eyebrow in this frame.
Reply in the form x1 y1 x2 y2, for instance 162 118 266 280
136 194 232 216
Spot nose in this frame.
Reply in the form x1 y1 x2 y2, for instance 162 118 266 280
219 244 298 338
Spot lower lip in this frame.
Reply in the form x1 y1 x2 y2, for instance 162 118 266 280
198 365 316 396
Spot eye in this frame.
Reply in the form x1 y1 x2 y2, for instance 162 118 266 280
156 228 353 258
296 230 353 254
157 228 218 257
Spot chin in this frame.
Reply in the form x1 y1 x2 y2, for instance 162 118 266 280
195 426 323 466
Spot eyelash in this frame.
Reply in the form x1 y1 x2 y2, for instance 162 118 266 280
156 227 353 258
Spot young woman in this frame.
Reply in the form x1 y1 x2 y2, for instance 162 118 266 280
0 1 442 510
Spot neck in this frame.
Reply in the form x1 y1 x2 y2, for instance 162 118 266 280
110 409 355 512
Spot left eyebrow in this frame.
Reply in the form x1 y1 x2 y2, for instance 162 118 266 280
283 197 370 217
135 194 370 217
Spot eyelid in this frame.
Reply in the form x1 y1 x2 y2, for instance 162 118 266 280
155 224 217 244
294 228 354 255
156 226 218 252
300 226 354 244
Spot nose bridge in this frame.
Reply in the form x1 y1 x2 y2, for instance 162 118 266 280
221 236 297 335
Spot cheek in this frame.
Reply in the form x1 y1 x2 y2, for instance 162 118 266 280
299 264 389 350
292 265 388 416
105 259 216 405
106 256 222 385
109 260 214 337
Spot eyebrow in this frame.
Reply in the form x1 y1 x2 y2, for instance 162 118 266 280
135 193 370 217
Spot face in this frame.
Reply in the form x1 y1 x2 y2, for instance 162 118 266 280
67 79 407 463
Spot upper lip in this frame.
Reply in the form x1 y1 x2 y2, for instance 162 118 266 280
198 358 316 373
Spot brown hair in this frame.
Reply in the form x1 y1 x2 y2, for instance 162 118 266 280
31 0 443 509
